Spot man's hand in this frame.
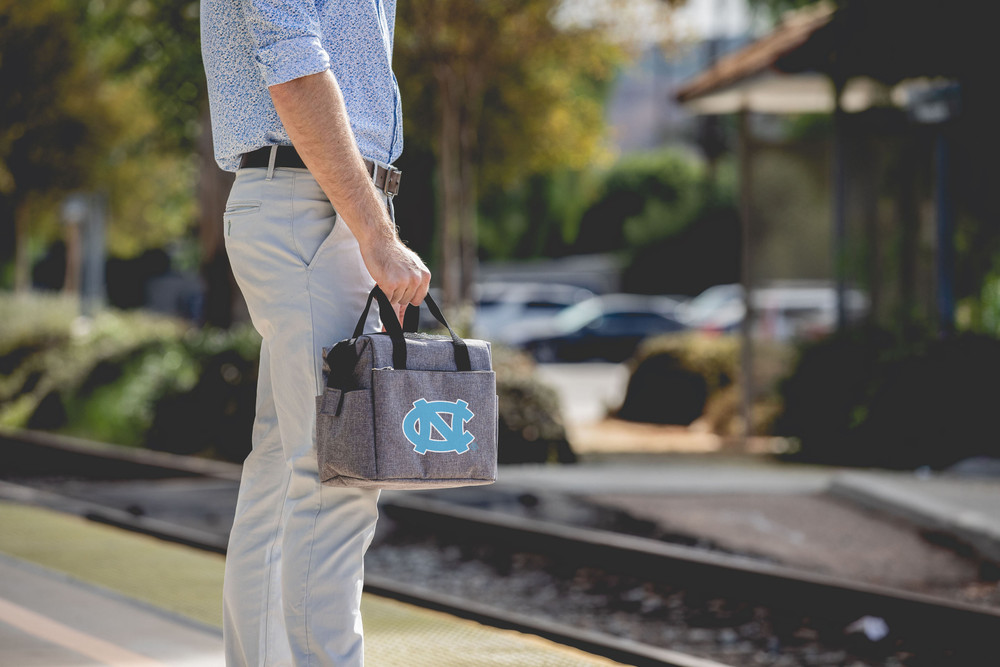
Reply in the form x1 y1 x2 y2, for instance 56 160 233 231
268 70 431 323
360 229 431 321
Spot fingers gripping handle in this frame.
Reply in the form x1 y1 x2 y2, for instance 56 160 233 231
349 286 471 371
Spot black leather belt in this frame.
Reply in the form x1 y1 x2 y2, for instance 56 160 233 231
239 145 402 197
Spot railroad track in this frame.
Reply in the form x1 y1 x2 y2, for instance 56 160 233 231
2 427 997 666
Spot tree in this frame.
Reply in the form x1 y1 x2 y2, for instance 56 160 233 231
1 0 109 289
395 0 625 307
89 0 234 326
1 1 199 295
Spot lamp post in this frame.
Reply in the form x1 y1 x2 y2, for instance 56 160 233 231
61 192 107 316
906 81 960 338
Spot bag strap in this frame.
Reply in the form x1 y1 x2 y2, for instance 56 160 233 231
351 286 471 371
403 304 420 333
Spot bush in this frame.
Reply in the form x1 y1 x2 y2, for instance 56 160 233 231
1 294 574 464
772 328 892 464
774 329 1000 469
0 297 188 434
492 346 575 464
616 332 790 433
0 293 262 460
618 333 739 425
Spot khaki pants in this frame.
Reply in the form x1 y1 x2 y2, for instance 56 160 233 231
222 158 385 666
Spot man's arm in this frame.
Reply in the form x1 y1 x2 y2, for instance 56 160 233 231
269 70 430 312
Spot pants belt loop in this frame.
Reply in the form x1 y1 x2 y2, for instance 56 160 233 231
266 145 278 181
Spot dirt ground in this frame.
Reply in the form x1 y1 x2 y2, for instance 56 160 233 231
545 373 1000 609
567 418 783 456
585 491 999 609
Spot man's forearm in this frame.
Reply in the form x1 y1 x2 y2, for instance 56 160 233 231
269 70 395 247
267 69 430 310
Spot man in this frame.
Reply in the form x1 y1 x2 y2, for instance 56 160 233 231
200 1 429 665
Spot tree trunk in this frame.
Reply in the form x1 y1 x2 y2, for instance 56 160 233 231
63 219 81 296
13 207 30 293
457 70 483 307
436 66 463 310
897 139 919 334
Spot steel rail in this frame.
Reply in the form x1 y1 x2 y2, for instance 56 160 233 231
4 428 998 658
379 494 1000 647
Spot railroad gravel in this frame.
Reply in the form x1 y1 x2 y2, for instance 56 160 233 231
367 516 947 667
367 489 997 666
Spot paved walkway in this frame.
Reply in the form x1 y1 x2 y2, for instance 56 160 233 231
0 556 223 667
0 501 630 667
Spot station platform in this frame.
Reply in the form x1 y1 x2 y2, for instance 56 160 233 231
0 501 624 667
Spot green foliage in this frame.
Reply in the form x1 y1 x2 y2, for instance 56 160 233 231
632 333 741 393
619 332 788 435
775 329 1000 469
618 333 738 425
63 341 198 445
86 0 205 153
0 293 187 431
477 168 605 260
0 293 261 455
746 0 833 21
477 147 736 266
492 345 575 463
575 148 731 251
0 292 78 361
394 0 624 285
0 0 198 265
396 0 622 187
0 0 109 239
0 293 573 463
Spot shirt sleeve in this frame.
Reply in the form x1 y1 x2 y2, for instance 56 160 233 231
237 0 330 87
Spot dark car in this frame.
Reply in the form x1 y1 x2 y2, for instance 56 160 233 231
513 294 687 363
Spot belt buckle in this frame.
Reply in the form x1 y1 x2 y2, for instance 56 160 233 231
381 164 400 198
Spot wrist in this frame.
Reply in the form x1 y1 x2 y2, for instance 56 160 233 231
355 210 396 250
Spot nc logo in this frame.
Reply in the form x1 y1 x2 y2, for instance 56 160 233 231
402 398 475 455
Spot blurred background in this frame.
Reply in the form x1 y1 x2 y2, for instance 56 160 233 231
3 0 998 469
2 0 999 665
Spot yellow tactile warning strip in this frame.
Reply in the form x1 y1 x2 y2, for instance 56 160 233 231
0 596 166 667
0 502 624 666
0 501 226 628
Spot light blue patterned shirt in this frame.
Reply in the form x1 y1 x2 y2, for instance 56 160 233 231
200 0 402 172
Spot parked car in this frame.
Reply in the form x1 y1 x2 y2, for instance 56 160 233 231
513 294 687 363
678 282 869 340
472 282 596 344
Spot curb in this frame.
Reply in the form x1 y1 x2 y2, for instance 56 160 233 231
828 472 1000 567
0 426 243 481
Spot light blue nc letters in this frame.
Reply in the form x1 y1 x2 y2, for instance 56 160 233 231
402 398 475 454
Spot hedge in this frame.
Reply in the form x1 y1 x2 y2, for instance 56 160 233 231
0 293 573 464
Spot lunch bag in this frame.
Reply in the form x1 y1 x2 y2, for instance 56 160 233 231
316 286 498 489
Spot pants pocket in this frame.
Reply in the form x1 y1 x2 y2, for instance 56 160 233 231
224 200 262 237
291 174 339 268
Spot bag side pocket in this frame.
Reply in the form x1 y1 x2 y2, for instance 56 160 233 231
315 388 377 485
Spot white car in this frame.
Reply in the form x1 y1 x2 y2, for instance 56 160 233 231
678 282 869 341
472 282 596 344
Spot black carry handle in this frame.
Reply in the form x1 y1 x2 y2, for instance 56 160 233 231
350 286 471 371
403 304 420 333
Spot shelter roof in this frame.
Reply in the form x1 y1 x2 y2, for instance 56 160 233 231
676 3 835 105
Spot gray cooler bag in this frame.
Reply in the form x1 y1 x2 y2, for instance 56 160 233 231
316 286 498 489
